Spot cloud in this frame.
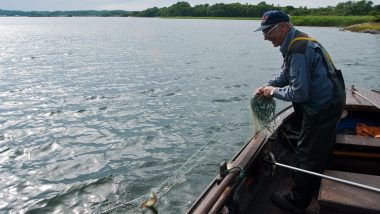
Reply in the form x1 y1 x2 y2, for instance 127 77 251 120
0 0 178 11
92 1 171 11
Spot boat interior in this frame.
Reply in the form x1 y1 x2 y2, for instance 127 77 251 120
188 88 380 214
226 106 380 214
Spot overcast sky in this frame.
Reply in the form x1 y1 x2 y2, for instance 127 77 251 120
0 0 379 11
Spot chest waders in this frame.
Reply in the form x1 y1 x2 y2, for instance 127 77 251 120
282 31 346 208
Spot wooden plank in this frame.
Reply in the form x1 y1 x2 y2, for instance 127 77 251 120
336 134 380 148
319 170 380 213
346 87 380 111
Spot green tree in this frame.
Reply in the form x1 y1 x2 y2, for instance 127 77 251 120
207 3 227 17
353 0 373 15
193 4 209 16
246 5 261 17
369 4 380 15
139 7 160 17
283 6 295 14
225 3 245 17
335 0 373 15
166 1 192 16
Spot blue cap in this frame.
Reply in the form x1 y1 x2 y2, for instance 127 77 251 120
255 10 290 32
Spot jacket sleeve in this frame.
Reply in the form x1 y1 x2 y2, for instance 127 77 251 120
272 53 310 102
267 67 288 87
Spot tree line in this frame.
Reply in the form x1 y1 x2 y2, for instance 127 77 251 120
0 0 379 17
0 10 131 17
134 0 380 17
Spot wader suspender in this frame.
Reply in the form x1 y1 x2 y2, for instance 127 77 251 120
288 37 337 77
287 36 345 91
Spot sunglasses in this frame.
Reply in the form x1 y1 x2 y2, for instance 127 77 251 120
262 23 280 36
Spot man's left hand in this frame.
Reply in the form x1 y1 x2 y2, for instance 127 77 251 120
262 86 276 98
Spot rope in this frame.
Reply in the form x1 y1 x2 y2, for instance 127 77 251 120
222 166 245 181
99 116 244 213
101 94 280 213
156 118 246 196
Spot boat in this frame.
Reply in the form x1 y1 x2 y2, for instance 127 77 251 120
188 86 380 214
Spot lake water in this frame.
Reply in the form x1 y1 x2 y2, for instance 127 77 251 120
0 17 379 213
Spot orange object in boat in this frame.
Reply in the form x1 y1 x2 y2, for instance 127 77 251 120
356 123 380 138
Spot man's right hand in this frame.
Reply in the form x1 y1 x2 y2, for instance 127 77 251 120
255 86 276 98
255 86 265 96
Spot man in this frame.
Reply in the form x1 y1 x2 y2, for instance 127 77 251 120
255 10 346 212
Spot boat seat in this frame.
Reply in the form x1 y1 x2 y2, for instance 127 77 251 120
318 170 380 214
335 134 380 149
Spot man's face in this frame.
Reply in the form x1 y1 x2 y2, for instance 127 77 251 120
263 23 285 47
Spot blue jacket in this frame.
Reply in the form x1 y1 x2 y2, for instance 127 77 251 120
268 27 334 110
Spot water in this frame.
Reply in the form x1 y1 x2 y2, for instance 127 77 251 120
0 17 379 213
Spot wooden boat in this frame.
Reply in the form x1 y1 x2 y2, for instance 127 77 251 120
188 87 380 214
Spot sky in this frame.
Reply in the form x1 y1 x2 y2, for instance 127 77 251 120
0 0 379 11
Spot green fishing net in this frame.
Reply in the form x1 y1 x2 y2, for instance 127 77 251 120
250 94 276 129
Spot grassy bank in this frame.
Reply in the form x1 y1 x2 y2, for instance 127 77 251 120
291 16 374 27
162 16 260 20
343 22 380 32
161 16 378 28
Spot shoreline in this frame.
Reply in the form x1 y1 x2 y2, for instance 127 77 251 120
342 23 380 34
161 16 378 28
162 16 380 34
2 15 379 33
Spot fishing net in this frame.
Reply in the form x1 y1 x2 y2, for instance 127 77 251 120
250 94 276 131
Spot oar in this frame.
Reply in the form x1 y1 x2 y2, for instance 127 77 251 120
267 153 380 193
347 85 380 109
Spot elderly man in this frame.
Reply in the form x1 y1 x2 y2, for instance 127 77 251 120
255 10 345 212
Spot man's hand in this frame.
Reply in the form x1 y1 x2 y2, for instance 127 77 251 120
255 86 265 96
255 86 275 98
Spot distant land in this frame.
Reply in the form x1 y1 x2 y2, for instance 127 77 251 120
0 0 379 18
0 10 132 17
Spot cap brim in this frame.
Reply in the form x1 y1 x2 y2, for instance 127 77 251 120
254 24 271 32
